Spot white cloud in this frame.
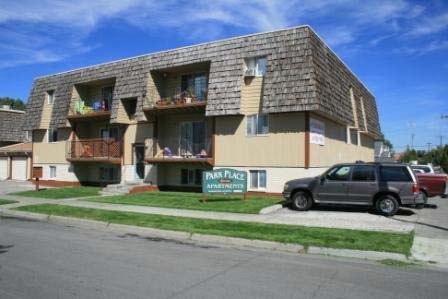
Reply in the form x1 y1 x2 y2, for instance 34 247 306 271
0 0 447 68
406 12 448 36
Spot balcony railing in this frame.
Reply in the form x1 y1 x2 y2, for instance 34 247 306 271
66 138 122 164
67 99 112 120
145 137 213 164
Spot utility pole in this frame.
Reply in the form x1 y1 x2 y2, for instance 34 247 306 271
426 142 432 152
411 133 415 150
436 135 445 147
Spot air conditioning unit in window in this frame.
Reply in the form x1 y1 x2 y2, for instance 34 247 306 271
244 69 256 77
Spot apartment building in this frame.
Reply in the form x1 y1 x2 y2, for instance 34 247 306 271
22 25 381 193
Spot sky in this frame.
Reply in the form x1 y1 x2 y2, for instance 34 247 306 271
0 0 447 151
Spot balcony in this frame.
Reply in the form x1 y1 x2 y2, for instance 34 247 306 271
145 63 209 116
67 79 114 122
145 137 213 165
66 138 122 164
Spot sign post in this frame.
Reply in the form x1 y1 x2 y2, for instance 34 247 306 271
202 168 248 202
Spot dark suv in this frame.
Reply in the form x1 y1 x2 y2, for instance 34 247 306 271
282 162 424 216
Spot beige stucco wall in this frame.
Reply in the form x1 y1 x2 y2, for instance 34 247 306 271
215 113 306 167
33 128 71 164
240 77 263 114
123 122 153 165
39 93 54 129
309 114 375 167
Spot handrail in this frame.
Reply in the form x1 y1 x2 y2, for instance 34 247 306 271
66 138 122 160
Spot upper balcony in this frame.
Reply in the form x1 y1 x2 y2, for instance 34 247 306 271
67 78 115 122
144 62 210 116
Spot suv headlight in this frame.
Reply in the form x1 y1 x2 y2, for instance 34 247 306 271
283 183 289 191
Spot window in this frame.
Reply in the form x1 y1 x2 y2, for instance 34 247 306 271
245 56 267 76
351 165 376 181
49 166 56 178
247 114 268 136
181 73 208 101
47 90 55 105
325 166 351 181
180 169 202 185
102 86 114 110
48 128 58 142
123 98 137 119
99 167 118 181
250 170 267 190
380 166 412 182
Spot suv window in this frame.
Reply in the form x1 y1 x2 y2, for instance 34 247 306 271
380 166 412 182
326 166 351 181
351 165 376 181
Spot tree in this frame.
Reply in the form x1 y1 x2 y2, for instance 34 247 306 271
0 97 26 111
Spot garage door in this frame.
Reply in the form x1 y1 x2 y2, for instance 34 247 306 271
0 157 7 180
11 157 27 180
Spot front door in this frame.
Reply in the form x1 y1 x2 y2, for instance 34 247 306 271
134 144 145 180
315 165 352 203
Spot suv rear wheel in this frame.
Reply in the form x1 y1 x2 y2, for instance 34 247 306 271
375 195 399 216
291 191 313 211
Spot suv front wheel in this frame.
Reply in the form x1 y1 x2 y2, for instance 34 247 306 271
291 191 313 211
375 195 399 216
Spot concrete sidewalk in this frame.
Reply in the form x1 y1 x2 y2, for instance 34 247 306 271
0 193 414 233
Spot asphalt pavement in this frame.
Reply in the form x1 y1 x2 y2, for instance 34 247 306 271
1 216 447 299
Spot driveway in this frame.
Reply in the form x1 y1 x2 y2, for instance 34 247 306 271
0 180 35 195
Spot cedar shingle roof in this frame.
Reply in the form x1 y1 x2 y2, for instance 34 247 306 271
22 25 381 137
0 109 26 143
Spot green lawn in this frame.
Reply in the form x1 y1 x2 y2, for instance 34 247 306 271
12 187 101 199
0 199 17 205
85 191 281 214
15 204 413 255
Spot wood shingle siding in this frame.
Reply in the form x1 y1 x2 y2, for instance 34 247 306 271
23 25 380 138
0 110 26 143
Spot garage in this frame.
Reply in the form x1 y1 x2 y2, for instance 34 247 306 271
0 143 32 181
0 157 7 180
11 157 28 180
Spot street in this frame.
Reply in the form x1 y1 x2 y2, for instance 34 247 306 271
1 216 447 299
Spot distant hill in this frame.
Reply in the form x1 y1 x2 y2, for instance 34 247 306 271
0 97 26 111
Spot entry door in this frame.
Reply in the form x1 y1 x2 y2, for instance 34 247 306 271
315 165 352 202
134 144 145 180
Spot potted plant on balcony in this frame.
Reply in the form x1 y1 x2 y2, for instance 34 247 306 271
187 87 196 103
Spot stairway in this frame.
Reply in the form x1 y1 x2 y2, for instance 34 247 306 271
100 183 134 196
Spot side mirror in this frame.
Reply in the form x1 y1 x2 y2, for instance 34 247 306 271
320 176 326 183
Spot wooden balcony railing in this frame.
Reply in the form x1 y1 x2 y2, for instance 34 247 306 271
66 138 122 164
145 137 213 165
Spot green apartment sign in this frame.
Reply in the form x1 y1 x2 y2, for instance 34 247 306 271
202 168 247 193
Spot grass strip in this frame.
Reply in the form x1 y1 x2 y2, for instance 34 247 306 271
85 191 281 214
15 204 413 255
0 199 17 205
12 187 101 199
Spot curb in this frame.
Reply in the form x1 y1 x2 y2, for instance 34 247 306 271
308 246 408 261
1 209 412 263
259 204 283 215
